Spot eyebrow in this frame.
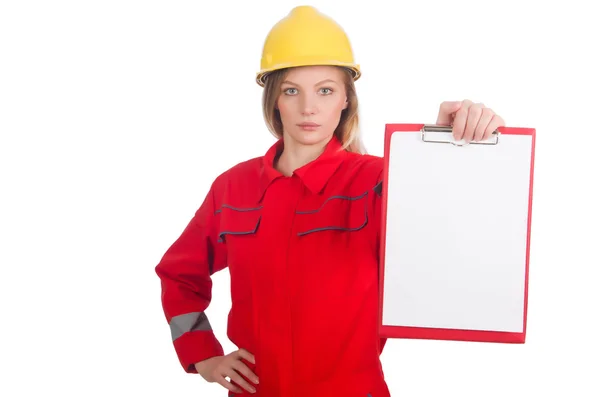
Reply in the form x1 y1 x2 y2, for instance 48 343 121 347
281 79 339 87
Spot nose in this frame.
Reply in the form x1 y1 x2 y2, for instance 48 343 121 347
300 93 318 116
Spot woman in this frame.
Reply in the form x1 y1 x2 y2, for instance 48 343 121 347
155 6 504 397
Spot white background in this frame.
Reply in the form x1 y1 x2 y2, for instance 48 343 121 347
1 1 598 396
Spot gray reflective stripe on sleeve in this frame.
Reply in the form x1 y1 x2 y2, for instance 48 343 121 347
169 312 212 341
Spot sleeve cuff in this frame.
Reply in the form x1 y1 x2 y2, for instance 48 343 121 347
173 330 225 373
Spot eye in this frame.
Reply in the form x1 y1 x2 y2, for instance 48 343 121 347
283 88 298 95
319 87 333 95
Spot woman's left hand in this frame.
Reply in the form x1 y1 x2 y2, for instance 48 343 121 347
436 99 505 142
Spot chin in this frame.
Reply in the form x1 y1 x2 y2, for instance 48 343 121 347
289 130 332 146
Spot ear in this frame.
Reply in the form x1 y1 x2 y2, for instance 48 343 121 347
343 98 348 109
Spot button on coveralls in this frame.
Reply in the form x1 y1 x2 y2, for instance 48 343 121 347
155 136 390 397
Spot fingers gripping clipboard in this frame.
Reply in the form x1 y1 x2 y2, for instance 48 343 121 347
378 124 536 343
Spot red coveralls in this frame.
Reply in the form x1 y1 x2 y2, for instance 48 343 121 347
155 135 390 397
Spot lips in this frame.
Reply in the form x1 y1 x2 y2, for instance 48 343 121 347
298 122 320 127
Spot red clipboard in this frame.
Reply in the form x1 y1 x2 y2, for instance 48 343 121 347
378 123 536 343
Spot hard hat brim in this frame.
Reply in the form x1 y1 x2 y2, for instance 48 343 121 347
256 62 361 87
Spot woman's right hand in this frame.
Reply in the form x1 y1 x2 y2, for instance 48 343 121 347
194 348 259 394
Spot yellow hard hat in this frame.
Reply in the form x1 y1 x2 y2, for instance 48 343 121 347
256 6 361 87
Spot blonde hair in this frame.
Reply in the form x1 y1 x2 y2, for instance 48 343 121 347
261 67 365 154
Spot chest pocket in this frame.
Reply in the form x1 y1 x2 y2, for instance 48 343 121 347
216 204 262 243
215 203 262 298
294 191 368 236
214 204 262 312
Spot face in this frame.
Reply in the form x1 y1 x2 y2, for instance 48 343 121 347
276 66 348 147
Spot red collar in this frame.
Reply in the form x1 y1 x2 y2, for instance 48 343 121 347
259 135 347 198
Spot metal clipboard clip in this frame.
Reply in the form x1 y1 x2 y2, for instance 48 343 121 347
421 124 500 146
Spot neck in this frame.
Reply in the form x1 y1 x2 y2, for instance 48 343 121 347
275 135 331 176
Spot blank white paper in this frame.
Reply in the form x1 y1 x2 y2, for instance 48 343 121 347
382 130 533 333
